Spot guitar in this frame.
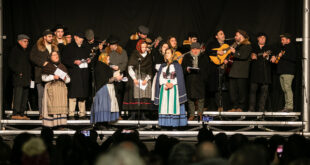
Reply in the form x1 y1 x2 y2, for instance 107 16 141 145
174 51 190 64
274 50 285 64
253 50 272 60
148 36 163 51
209 42 238 65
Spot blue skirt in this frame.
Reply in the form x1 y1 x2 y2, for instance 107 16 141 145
158 104 187 127
91 85 119 123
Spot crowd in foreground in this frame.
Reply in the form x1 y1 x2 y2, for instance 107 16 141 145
0 128 310 165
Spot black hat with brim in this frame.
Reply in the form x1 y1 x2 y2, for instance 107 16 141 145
74 32 85 38
42 29 53 36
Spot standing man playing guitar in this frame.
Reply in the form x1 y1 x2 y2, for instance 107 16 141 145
206 29 227 112
271 33 296 112
227 29 252 112
248 33 272 112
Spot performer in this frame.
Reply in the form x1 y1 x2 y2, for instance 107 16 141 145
227 29 252 112
248 33 272 112
271 33 296 112
52 24 68 54
151 42 169 101
154 48 187 127
179 32 198 53
9 34 32 120
125 25 151 58
41 51 70 128
30 29 58 119
205 29 227 112
167 36 183 64
62 32 91 120
182 42 208 120
103 35 128 119
123 39 154 120
91 52 123 124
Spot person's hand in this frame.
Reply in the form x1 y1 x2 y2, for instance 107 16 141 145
112 65 119 71
142 79 147 86
87 58 91 64
154 40 160 48
263 52 268 58
224 59 228 65
43 61 49 66
134 79 139 86
270 56 276 63
278 51 284 57
74 60 82 65
217 50 224 55
251 53 257 60
54 75 59 80
230 47 236 53
165 82 173 89
187 67 191 73
115 75 123 81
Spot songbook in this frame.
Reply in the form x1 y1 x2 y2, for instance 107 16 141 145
54 68 67 80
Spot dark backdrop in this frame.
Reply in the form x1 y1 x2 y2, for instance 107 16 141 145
2 0 303 111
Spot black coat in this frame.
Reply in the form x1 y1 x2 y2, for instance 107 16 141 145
250 44 272 84
30 38 58 83
276 43 297 75
125 37 139 58
229 41 252 78
9 44 32 87
62 42 90 98
182 52 208 99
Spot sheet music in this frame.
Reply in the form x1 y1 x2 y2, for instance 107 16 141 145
54 68 67 80
136 79 148 90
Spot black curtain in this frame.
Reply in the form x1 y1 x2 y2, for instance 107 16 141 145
3 0 303 111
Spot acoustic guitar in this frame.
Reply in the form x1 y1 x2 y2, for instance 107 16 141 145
274 50 285 64
209 42 238 65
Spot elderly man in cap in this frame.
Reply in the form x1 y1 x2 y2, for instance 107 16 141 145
62 32 91 120
271 33 296 112
30 29 59 118
9 34 32 120
125 25 150 57
102 35 128 119
226 29 252 112
182 42 208 120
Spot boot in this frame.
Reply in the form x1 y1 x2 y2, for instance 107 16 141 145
78 100 86 117
128 112 136 120
217 107 224 112
188 116 195 121
198 112 203 121
69 98 77 118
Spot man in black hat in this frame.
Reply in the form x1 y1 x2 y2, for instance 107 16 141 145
248 33 272 112
227 29 252 112
179 32 198 53
125 25 150 57
30 29 59 118
9 34 32 120
182 42 208 120
52 24 68 53
62 32 91 120
271 33 296 112
102 35 128 119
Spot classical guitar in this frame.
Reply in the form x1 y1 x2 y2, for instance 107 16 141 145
209 42 238 65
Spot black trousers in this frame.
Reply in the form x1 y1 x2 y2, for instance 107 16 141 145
13 86 29 115
229 78 248 110
248 83 269 111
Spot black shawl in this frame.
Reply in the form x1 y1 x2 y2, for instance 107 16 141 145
128 50 153 76
94 61 113 92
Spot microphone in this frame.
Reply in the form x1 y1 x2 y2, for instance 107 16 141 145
138 58 142 63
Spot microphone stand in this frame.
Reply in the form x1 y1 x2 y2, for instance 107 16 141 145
137 58 142 128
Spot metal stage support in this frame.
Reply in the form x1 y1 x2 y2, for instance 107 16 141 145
303 0 310 132
0 0 3 130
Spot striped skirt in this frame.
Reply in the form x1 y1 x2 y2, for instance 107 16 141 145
42 81 68 127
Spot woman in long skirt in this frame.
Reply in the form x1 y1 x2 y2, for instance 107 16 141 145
154 48 188 127
91 53 123 124
41 51 70 128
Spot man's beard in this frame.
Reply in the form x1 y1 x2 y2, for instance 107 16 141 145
46 40 52 44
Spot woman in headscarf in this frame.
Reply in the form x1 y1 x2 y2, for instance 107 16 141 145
41 51 70 128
